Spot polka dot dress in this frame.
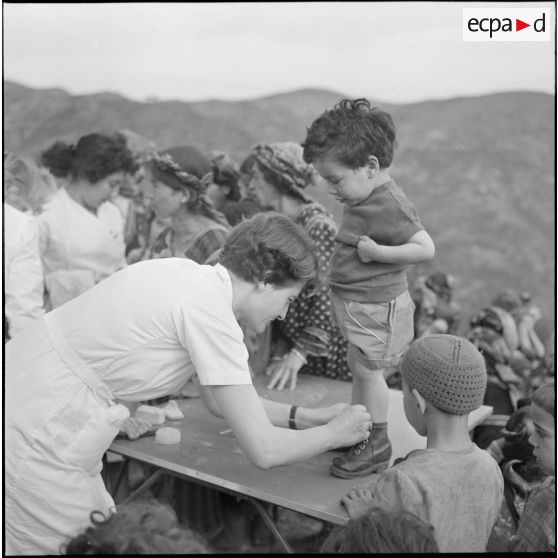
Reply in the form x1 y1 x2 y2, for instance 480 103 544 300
279 203 351 382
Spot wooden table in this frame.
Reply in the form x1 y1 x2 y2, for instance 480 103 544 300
108 374 492 552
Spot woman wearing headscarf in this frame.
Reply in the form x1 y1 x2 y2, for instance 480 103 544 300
37 133 138 308
5 212 371 554
140 145 230 265
241 142 351 390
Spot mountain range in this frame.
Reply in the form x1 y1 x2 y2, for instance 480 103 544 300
3 80 555 332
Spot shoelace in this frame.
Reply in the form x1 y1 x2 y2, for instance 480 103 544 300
352 439 369 455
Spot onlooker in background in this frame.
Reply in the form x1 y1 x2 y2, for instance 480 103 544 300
3 153 57 339
468 306 524 447
112 130 157 252
241 142 351 388
140 145 230 264
411 271 461 337
61 501 210 554
41 140 72 189
508 383 555 553
320 507 439 553
209 150 261 226
36 133 138 309
340 335 503 553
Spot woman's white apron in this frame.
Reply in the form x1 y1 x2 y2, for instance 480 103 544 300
5 313 129 555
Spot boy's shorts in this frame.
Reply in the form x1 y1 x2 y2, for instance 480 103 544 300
331 289 415 371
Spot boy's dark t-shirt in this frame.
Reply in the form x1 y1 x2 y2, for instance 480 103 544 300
330 180 424 303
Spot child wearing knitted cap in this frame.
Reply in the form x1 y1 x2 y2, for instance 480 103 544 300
341 334 504 553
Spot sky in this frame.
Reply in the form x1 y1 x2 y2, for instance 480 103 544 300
3 2 556 104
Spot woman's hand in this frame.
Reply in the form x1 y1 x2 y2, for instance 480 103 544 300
266 351 306 390
119 417 152 440
326 404 371 447
300 402 351 427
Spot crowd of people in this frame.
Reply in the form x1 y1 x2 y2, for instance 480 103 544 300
4 98 554 554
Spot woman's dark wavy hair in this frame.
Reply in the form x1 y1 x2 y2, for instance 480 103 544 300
321 506 439 553
302 98 396 169
41 132 138 184
61 502 209 555
219 211 320 289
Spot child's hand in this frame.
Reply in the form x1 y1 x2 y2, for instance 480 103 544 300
341 487 376 519
357 236 381 263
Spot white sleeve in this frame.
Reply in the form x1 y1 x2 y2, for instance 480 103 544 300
172 288 252 386
5 218 45 337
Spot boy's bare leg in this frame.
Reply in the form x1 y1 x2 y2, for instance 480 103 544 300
351 362 389 423
331 360 392 478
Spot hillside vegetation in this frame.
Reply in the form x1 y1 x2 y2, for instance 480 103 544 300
4 81 555 327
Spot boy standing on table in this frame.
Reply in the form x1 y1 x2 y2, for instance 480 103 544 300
341 335 504 552
302 98 435 477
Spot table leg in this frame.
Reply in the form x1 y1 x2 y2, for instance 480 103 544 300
249 498 294 554
120 468 166 505
110 457 130 500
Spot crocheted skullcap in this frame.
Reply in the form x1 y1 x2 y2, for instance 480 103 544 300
401 334 487 415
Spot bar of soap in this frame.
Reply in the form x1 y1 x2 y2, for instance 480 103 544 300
155 427 181 445
134 405 166 426
162 400 184 421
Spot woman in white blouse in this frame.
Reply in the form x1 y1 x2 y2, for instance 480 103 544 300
3 153 57 339
37 133 138 308
5 212 371 555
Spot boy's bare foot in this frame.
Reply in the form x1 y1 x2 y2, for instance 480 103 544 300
341 487 375 519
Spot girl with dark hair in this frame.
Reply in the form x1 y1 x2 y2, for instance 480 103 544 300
36 133 138 308
5 212 371 555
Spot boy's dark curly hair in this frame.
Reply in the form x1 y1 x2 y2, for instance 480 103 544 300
219 211 320 290
302 98 396 169
61 501 209 555
41 132 138 184
321 506 439 553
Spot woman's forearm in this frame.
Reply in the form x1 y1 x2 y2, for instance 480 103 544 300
259 397 327 429
209 384 367 469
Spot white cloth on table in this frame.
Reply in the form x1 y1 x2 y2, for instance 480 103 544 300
36 188 126 308
5 259 252 555
3 203 45 337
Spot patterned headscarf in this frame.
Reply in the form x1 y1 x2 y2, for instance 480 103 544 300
249 142 318 202
149 146 213 195
148 145 229 227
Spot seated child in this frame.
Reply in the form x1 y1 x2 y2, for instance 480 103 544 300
508 382 555 552
61 500 210 554
341 334 504 553
320 506 439 553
